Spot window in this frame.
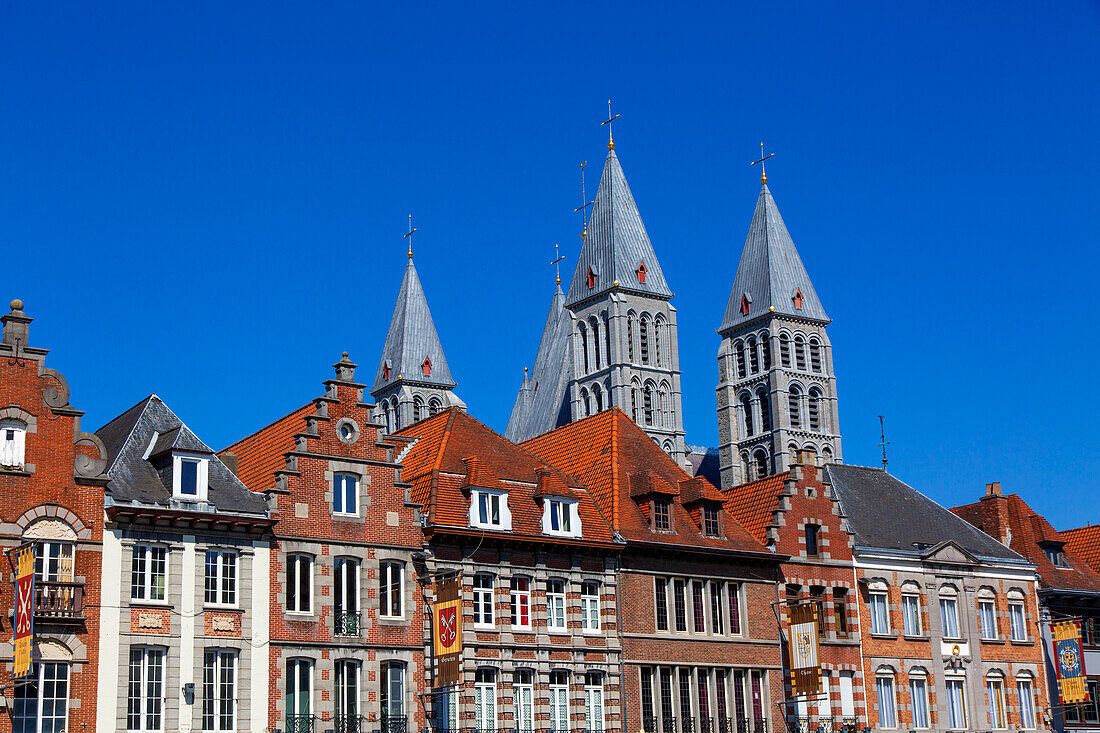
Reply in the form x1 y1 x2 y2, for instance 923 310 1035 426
549 671 569 733
702 505 720 537
643 384 654 426
641 669 656 728
779 333 791 367
758 389 771 433
286 659 312 730
514 670 534 732
334 558 360 636
761 335 772 369
876 673 897 729
173 454 209 501
473 574 494 627
654 318 663 366
673 579 688 632
640 317 650 364
604 314 612 366
333 473 358 515
692 581 706 633
979 597 997 640
1008 597 1027 641
474 669 497 731
379 561 404 619
510 577 531 628
793 289 804 309
986 676 1007 729
586 266 596 289
471 490 509 530
334 660 360 732
627 315 636 363
131 545 167 602
659 668 675 728
940 588 960 638
709 581 724 635
590 318 601 369
869 586 889 634
381 662 406 727
808 388 822 431
794 336 807 370
740 393 754 436
429 398 442 416
788 387 802 428
909 673 930 729
14 662 70 733
748 337 759 373
544 498 578 536
653 499 671 531
127 648 165 731
580 323 590 372
809 340 822 373
654 578 668 632
413 396 424 423
0 420 26 468
902 590 921 635
728 582 743 635
581 581 600 632
1043 543 1069 567
201 650 236 732
834 590 849 637
204 551 237 607
1017 677 1035 729
1065 680 1100 722
547 579 566 631
945 676 967 729
735 342 746 379
805 524 820 556
286 554 312 613
753 450 768 480
422 357 432 376
585 672 605 732
35 541 74 582
678 668 693 726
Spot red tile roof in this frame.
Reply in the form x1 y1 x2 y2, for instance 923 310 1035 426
522 409 769 555
1061 524 1100 576
952 494 1100 593
394 409 616 547
220 402 314 491
722 472 790 545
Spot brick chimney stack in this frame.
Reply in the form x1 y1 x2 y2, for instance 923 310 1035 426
1 299 31 348
980 480 1011 546
986 481 1002 496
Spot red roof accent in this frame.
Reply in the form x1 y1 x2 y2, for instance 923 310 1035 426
722 472 790 544
678 476 724 505
1063 524 1100 576
740 294 751 315
220 403 315 491
522 409 768 554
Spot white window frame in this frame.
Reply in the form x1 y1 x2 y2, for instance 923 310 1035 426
869 587 890 634
173 453 209 502
513 670 534 733
909 673 930 730
474 669 497 731
585 672 605 733
549 671 570 733
379 561 404 619
0 419 27 468
470 489 511 530
473 574 495 628
201 649 237 733
203 550 238 607
1017 677 1036 729
334 659 361 724
987 676 1007 729
333 472 359 516
542 498 581 538
286 554 313 614
945 675 968 730
381 661 406 719
901 589 921 635
979 598 998 640
581 581 600 633
128 647 166 732
1008 599 1027 641
547 579 567 632
15 661 71 733
940 589 960 638
510 577 531 629
35 540 74 583
131 544 168 603
876 673 898 729
286 658 313 723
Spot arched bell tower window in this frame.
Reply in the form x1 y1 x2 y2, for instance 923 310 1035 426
643 385 654 426
603 312 611 365
579 323 590 373
788 386 803 428
808 388 823 431
735 342 746 379
794 336 807 371
581 388 591 417
809 339 822 373
753 450 769 480
757 388 771 433
639 317 650 365
740 393 754 437
592 383 603 413
779 334 791 368
413 396 425 423
747 336 759 374
589 317 601 369
761 332 771 369
627 314 636 363
654 316 663 367
428 398 442 416
740 452 750 481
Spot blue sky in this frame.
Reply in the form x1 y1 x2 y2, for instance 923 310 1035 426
4 3 1098 529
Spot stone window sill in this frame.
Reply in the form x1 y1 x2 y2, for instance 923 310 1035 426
870 631 898 639
902 633 929 641
1010 637 1036 646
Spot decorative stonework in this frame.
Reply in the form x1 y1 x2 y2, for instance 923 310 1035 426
204 611 243 637
130 608 171 634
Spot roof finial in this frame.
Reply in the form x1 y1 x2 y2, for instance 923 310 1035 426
878 415 890 471
551 242 565 285
602 99 620 151
404 213 417 258
750 141 775 184
574 160 593 242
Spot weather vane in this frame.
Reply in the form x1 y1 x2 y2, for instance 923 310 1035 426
601 99 619 150
573 160 593 241
750 141 774 184
551 243 565 285
404 214 417 258
878 415 890 471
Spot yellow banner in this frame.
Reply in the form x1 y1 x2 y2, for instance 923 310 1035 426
13 546 36 679
1053 620 1088 704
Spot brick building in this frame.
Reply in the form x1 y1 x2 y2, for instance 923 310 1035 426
0 300 109 733
226 353 425 733
390 408 623 733
93 394 274 733
523 409 788 733
955 483 1100 731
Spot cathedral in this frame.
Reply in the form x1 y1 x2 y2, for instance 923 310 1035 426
372 131 841 488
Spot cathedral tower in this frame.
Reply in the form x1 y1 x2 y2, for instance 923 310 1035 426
715 180 841 488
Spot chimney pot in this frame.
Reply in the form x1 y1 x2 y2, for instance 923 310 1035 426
985 481 1002 496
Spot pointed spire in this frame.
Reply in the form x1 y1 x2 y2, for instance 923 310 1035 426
719 183 828 332
372 257 456 394
505 283 574 442
564 149 672 306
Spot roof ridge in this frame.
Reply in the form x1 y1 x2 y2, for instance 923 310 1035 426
99 394 158 473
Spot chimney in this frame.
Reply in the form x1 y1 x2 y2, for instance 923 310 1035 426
985 482 1002 497
333 351 357 382
2 300 31 348
221 449 239 477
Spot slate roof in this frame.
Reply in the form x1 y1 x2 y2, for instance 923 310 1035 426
505 284 574 442
393 408 617 547
522 409 771 556
220 402 314 492
953 493 1100 593
372 258 456 394
825 465 1023 561
1062 525 1100 576
722 472 791 544
95 395 267 516
564 149 672 306
720 184 828 332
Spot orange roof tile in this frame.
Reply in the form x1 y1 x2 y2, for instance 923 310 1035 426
722 472 790 545
1061 524 1100 576
220 402 314 491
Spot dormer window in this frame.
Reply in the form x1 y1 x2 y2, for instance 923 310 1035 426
382 361 391 380
702 505 720 537
0 420 26 468
636 261 647 283
793 289 804 310
653 499 671 532
587 266 597 289
422 357 432 377
173 453 209 502
542 498 581 538
470 489 511 531
740 293 751 316
1042 542 1069 568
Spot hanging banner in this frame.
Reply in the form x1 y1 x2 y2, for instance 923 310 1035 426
788 603 821 696
1052 619 1089 704
433 574 462 688
13 546 35 679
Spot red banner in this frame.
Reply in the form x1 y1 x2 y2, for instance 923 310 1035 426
13 546 35 679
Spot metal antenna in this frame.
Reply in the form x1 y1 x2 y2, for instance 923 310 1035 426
404 214 417 258
878 415 890 471
573 160 593 240
750 141 775 184
601 99 620 150
551 243 565 285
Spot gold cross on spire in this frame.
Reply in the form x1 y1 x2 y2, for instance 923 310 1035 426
574 160 593 241
404 213 417 258
602 99 620 151
551 243 565 285
750 141 775 184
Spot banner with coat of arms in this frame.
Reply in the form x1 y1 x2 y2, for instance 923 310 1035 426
787 604 821 696
1052 619 1090 704
433 574 462 688
13 545 35 679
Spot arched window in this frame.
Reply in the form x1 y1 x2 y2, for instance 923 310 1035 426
779 333 791 368
747 337 759 374
603 313 611 365
808 388 823 431
735 342 746 379
788 386 802 428
605 379 613 409
753 450 769 480
660 382 671 428
631 383 639 422
643 385 654 426
627 313 636 363
654 316 663 366
740 393 754 436
821 446 832 464
761 332 772 369
794 336 806 371
383 403 394 434
592 383 603 412
581 388 591 417
590 317 601 369
428 398 442 416
740 453 750 481
788 443 799 465
640 317 650 364
757 388 771 433
413 396 425 423
809 339 823 373
579 324 590 373
662 441 673 457
390 398 400 431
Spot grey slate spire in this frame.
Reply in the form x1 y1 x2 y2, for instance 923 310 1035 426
371 257 464 432
505 283 574 442
565 149 672 307
720 184 828 331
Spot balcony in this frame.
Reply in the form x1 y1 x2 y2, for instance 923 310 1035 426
285 714 315 733
334 610 361 637
644 719 767 733
34 581 84 623
787 718 860 733
381 715 408 733
334 715 364 733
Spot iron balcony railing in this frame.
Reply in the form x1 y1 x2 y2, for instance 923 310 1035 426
334 714 364 733
334 609 361 637
641 719 766 733
285 714 315 733
381 714 408 733
34 581 85 621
